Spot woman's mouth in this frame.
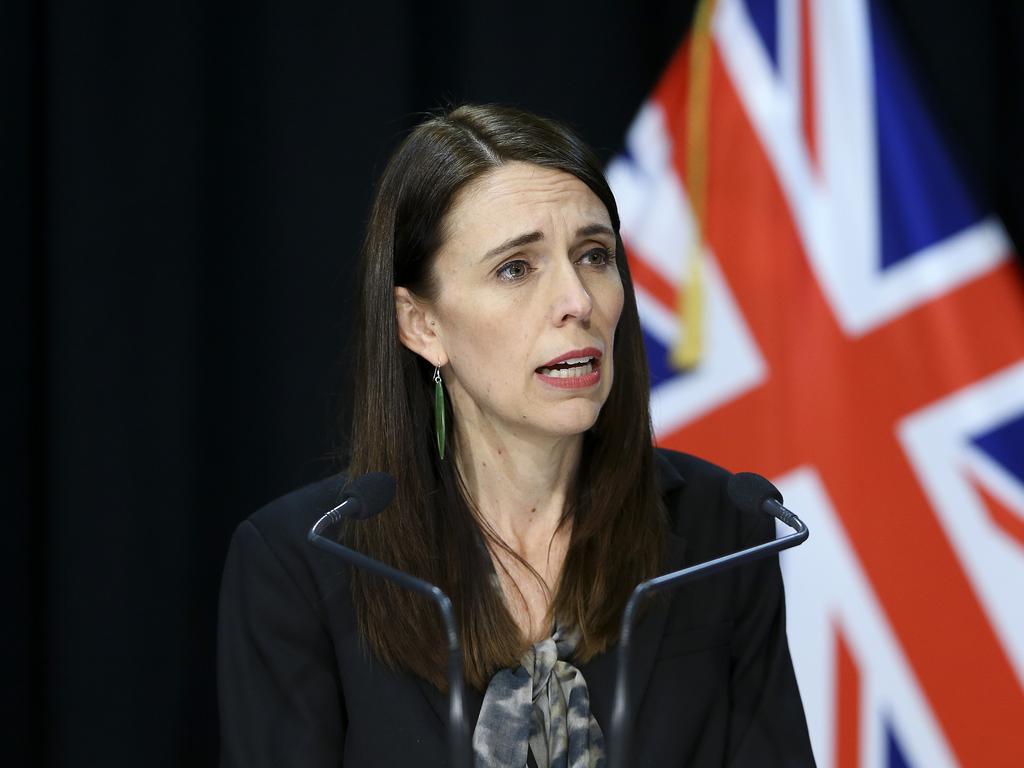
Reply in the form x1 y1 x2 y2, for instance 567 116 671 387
535 353 602 389
537 357 596 378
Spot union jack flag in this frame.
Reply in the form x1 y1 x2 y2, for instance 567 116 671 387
607 0 1024 765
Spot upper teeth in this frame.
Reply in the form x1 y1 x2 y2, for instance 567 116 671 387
540 363 594 378
562 356 593 365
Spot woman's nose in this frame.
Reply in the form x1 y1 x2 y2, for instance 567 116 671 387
551 262 593 325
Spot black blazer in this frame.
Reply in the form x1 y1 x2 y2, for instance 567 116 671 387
218 449 815 767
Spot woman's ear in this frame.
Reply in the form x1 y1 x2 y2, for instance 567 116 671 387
394 286 447 367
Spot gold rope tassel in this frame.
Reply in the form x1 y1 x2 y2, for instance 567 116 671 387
672 0 718 371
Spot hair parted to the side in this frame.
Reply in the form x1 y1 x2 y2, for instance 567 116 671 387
345 104 665 691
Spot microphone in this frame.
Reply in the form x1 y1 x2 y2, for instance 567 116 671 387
310 471 397 530
607 472 808 768
727 472 804 530
307 473 472 768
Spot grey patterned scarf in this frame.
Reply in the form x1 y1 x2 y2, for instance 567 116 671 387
472 625 606 768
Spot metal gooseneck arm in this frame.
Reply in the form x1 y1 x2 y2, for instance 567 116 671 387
308 509 472 768
607 505 808 768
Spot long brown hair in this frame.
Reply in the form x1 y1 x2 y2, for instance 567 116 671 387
345 104 665 691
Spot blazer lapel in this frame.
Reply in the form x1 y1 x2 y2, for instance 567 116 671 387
622 530 688 712
582 450 690 728
578 530 688 729
415 674 485 734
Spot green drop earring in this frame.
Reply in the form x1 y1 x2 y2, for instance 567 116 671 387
433 365 446 460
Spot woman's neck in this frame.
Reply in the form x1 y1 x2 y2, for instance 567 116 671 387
453 422 581 559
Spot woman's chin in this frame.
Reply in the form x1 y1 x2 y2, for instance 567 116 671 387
529 402 603 438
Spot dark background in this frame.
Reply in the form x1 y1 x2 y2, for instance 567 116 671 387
6 0 1022 765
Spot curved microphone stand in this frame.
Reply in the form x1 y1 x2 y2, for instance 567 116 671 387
607 494 808 768
309 504 472 768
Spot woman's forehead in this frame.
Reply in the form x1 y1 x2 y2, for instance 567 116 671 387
446 162 611 235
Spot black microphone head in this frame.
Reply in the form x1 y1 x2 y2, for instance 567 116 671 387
342 472 397 520
727 472 783 516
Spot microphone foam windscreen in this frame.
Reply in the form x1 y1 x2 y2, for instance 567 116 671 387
727 472 784 516
344 472 397 519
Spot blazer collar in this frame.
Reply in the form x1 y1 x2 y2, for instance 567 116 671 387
415 674 485 741
654 448 687 495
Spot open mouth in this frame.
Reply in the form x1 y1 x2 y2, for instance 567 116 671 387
535 355 600 379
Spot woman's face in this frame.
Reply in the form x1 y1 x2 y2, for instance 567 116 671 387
419 161 624 442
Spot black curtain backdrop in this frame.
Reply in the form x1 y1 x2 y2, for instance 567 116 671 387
6 1 1022 765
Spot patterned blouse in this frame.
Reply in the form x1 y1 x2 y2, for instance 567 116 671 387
472 624 606 768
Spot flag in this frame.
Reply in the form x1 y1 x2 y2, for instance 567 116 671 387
607 0 1024 765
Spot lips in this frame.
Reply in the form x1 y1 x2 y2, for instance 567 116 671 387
535 347 603 389
536 347 603 371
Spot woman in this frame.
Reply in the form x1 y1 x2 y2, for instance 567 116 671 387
218 104 815 767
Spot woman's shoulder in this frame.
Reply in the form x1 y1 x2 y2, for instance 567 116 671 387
653 447 774 546
226 472 352 605
245 472 349 549
653 446 731 490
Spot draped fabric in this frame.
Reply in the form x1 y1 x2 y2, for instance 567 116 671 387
472 625 605 768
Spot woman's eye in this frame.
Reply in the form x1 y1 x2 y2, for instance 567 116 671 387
578 247 614 267
496 260 531 281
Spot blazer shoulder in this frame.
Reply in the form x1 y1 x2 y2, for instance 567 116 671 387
228 473 351 606
655 448 772 545
246 473 348 548
655 447 731 491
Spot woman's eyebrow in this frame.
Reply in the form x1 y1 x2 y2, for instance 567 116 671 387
576 223 615 239
480 224 614 263
481 230 543 261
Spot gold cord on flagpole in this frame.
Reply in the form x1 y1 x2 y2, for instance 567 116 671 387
672 0 718 370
